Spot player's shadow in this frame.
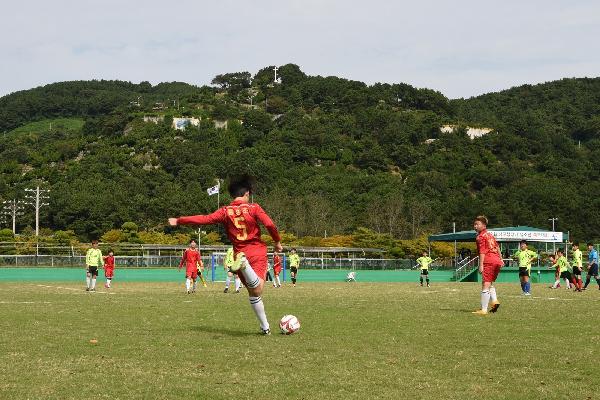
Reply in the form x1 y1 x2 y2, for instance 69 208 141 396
190 325 257 337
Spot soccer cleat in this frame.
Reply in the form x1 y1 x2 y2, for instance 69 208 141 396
489 301 500 313
223 287 229 293
261 328 271 335
203 282 207 288
235 289 240 293
472 310 488 315
85 288 90 292
230 253 247 273
524 292 531 296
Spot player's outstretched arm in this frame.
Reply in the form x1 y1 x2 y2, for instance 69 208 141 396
254 204 281 244
168 209 227 227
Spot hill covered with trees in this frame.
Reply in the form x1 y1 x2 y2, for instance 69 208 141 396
1 65 599 252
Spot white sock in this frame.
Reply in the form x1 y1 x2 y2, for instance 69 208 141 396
480 290 490 311
225 276 231 289
185 279 191 292
564 279 570 289
249 296 269 330
489 286 497 303
240 258 260 289
86 276 91 289
234 277 241 291
276 276 281 286
193 280 197 290
107 278 111 288
553 280 560 288
91 278 96 290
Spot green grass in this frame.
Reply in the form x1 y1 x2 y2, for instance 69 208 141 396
0 282 598 399
7 118 85 136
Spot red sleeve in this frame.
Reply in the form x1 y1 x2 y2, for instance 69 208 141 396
254 204 281 242
179 250 186 268
177 208 227 226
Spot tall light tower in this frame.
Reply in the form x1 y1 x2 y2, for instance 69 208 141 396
25 186 50 236
1 199 25 234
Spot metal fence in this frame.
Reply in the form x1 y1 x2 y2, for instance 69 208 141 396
0 254 450 271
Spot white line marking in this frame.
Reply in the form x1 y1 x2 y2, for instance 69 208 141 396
0 301 52 304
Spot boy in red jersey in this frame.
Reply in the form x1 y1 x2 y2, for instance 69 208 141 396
272 251 282 288
179 240 202 294
472 216 503 315
103 249 115 288
169 175 283 334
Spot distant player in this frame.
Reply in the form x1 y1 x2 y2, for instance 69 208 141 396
346 271 356 282
265 260 273 283
169 175 283 335
513 240 537 296
583 242 600 290
551 249 573 289
85 240 103 292
272 251 282 288
103 249 115 289
571 243 583 291
289 248 300 287
223 247 241 293
416 251 433 287
179 240 202 294
472 216 503 315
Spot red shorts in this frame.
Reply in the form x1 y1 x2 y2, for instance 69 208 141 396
186 266 198 280
235 245 267 285
482 263 502 283
273 266 282 276
104 267 114 278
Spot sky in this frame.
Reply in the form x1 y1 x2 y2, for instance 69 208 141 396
1 0 599 99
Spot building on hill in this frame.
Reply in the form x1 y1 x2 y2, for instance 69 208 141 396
440 125 493 140
143 116 164 124
173 117 200 131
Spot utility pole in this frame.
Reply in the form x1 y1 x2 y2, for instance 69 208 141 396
549 217 558 253
1 199 25 234
25 186 50 237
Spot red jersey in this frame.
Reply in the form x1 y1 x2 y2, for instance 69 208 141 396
103 255 115 269
273 254 282 273
476 229 503 266
179 248 201 269
176 199 281 252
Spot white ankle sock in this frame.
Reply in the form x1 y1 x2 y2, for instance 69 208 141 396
489 286 497 302
480 290 490 311
249 296 269 330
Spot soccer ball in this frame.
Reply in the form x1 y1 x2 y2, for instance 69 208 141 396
279 315 300 335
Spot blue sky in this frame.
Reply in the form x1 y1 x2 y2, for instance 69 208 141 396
1 0 599 98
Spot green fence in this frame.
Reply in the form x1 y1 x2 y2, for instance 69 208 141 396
0 267 573 284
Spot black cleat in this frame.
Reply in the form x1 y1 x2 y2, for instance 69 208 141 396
223 287 229 293
261 328 271 335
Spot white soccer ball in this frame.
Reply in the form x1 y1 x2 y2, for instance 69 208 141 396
279 314 300 335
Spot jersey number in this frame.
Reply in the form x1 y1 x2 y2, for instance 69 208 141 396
233 216 248 241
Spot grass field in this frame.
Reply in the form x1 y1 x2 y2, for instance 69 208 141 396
1 281 598 400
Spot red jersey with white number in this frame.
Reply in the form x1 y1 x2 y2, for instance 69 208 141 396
179 248 201 270
176 199 281 253
476 229 503 266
